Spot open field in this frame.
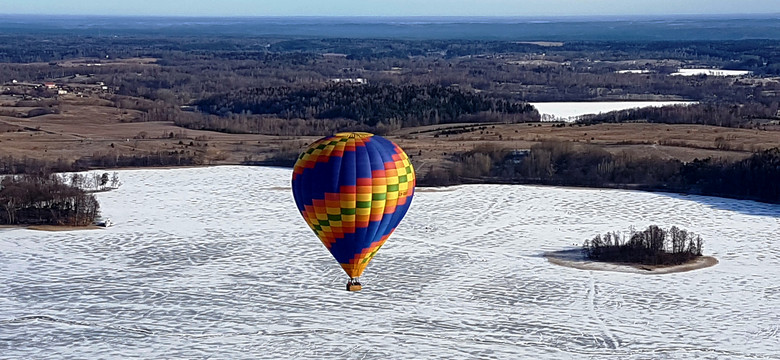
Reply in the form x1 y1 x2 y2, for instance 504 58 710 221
1 93 777 175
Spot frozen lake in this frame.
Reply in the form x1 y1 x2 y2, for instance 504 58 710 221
530 101 695 122
671 69 752 77
1 166 779 359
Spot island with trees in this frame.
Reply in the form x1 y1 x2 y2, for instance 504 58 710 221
546 225 718 274
0 172 119 229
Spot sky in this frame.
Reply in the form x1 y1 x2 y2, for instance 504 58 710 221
1 0 778 17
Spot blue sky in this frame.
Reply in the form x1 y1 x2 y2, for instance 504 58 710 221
2 0 777 17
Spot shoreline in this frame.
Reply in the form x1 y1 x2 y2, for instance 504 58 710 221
544 248 718 274
2 164 776 206
0 224 103 232
416 178 779 205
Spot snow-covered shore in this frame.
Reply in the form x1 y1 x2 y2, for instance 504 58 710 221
545 248 719 274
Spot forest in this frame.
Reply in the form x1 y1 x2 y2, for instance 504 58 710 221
195 83 537 127
421 143 780 203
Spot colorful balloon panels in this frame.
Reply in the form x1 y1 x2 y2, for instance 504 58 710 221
291 132 415 278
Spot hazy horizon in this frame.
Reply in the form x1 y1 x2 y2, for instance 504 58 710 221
1 13 778 19
1 13 777 41
2 0 778 17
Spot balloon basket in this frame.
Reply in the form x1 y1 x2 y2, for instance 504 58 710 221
346 279 362 291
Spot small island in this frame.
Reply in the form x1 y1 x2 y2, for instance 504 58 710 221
546 225 718 274
0 172 118 230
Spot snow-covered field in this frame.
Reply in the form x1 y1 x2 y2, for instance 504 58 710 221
531 101 695 122
1 166 779 359
671 69 752 77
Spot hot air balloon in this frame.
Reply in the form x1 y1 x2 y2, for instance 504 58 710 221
292 132 415 291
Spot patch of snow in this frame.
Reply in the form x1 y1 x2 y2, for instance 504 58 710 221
615 69 651 74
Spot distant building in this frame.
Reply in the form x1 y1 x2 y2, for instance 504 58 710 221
44 82 56 89
58 89 68 95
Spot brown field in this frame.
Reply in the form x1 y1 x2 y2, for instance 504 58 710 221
1 93 778 173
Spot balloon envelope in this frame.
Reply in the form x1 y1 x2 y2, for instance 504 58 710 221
291 132 415 278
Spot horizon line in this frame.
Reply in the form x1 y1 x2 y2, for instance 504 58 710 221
1 12 778 19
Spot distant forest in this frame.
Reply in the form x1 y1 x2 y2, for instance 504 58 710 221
1 35 780 133
194 83 537 127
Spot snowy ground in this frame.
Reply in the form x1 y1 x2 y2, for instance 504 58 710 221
1 166 778 359
530 101 695 122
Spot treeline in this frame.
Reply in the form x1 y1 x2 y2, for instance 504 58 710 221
583 225 703 265
420 143 780 204
174 112 372 136
195 83 538 127
577 102 780 129
678 149 780 202
0 173 99 226
0 156 72 175
2 34 779 74
73 151 199 168
0 152 199 175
